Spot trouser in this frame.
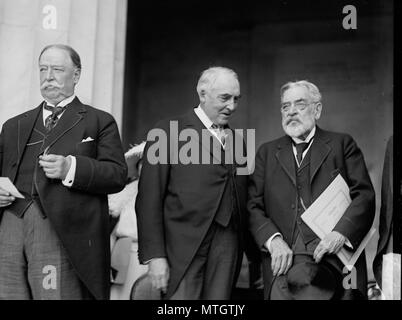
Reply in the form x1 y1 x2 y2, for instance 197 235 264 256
0 202 92 300
170 220 240 300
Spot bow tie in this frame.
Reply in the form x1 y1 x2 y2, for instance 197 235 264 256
211 123 230 130
44 104 67 112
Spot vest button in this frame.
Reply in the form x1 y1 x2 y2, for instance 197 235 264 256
297 185 302 189
297 220 302 225
291 204 295 209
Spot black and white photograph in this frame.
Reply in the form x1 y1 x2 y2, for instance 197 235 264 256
0 0 398 309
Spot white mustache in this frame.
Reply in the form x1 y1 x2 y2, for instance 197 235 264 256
41 83 61 90
286 118 300 125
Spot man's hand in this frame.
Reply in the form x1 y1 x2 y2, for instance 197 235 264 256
269 237 293 277
0 187 15 207
38 154 71 180
313 231 346 263
148 257 170 294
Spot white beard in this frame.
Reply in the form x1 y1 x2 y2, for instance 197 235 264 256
283 122 308 139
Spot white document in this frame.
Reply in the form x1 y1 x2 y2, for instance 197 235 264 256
0 177 25 198
301 174 374 270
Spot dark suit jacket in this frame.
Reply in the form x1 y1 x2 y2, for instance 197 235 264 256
248 127 375 298
135 109 248 298
0 97 127 299
373 136 393 287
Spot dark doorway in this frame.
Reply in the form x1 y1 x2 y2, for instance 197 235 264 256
122 0 392 148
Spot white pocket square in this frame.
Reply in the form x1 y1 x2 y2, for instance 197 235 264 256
81 137 94 142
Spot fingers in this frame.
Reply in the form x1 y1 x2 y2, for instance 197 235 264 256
283 253 293 274
40 165 59 178
271 255 280 277
39 154 60 162
314 232 346 262
314 241 330 263
153 273 169 293
38 155 69 179
39 157 61 168
150 270 169 293
271 241 293 276
278 255 287 276
0 192 15 207
278 251 292 275
148 258 170 294
159 271 169 294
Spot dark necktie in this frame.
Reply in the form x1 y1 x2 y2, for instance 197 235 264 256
295 142 309 165
44 104 66 132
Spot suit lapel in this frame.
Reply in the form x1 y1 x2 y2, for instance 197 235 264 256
16 104 42 167
298 150 311 172
309 127 331 184
183 110 222 164
40 97 86 154
275 137 296 187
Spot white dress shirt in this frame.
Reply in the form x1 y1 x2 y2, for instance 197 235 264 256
42 95 77 187
194 105 226 147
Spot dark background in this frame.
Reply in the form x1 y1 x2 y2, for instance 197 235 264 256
121 0 393 282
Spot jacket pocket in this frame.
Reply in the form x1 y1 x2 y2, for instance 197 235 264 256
75 140 97 158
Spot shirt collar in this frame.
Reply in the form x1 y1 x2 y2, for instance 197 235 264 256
291 126 316 145
44 94 76 108
194 105 215 129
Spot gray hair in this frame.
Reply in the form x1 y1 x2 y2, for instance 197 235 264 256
39 44 82 70
196 66 238 97
280 80 322 103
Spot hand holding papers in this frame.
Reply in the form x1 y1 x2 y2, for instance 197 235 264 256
301 174 375 271
0 177 25 199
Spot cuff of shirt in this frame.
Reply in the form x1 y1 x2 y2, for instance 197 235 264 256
264 232 283 254
62 155 76 187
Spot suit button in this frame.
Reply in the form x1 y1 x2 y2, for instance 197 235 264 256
291 204 295 209
297 185 302 190
11 162 17 167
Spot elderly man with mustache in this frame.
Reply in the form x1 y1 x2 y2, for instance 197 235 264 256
248 80 375 300
0 44 127 299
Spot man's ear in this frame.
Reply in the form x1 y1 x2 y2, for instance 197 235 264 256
199 89 206 103
73 68 81 84
314 102 322 120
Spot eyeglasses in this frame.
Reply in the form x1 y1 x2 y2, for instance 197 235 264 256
280 100 317 113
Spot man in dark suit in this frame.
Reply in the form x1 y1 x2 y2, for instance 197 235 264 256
248 80 375 299
0 44 127 299
373 136 393 289
136 67 248 299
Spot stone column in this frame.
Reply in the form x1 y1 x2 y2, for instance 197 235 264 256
0 0 127 131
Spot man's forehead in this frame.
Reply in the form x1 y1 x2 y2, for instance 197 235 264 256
282 86 309 101
39 48 72 65
211 74 240 93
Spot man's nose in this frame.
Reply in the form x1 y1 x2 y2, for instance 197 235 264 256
45 68 55 80
225 98 237 111
287 103 299 115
